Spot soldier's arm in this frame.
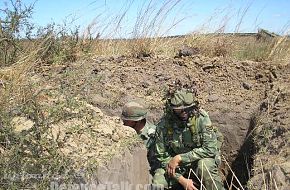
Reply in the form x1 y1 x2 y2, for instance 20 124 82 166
179 113 218 164
154 126 172 168
155 126 185 181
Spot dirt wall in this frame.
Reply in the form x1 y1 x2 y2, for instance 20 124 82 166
50 145 151 190
96 145 150 189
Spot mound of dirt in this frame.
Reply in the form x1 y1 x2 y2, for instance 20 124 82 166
7 54 289 188
9 98 138 175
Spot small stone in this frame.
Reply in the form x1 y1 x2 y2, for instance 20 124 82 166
91 68 99 74
12 117 34 133
112 133 120 142
242 82 251 90
125 83 133 90
208 95 219 102
177 46 199 57
140 81 150 88
202 64 215 71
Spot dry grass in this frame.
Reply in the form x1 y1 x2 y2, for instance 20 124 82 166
1 0 290 189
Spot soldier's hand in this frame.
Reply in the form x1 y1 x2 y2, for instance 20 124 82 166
178 176 198 190
166 155 181 177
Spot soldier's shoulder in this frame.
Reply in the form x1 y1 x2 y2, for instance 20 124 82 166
156 117 167 129
145 121 156 136
199 109 212 127
146 121 157 130
199 109 209 117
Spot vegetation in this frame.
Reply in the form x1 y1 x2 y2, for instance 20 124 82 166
0 0 289 189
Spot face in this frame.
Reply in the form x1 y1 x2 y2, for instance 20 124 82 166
123 120 137 128
173 108 189 121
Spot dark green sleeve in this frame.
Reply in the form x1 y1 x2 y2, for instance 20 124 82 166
155 120 185 181
155 125 172 168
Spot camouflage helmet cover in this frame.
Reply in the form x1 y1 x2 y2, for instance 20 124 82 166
169 89 196 109
121 101 148 121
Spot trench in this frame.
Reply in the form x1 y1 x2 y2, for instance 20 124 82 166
49 116 258 190
209 109 257 190
223 115 256 189
86 112 257 190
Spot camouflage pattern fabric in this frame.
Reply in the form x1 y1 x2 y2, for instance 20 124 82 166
169 89 196 109
139 121 160 174
121 101 148 121
152 109 224 190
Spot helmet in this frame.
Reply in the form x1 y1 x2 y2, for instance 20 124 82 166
121 101 148 121
169 89 196 109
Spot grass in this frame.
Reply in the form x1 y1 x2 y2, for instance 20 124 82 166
1 0 290 189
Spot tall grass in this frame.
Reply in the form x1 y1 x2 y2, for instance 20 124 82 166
1 0 289 63
1 0 290 189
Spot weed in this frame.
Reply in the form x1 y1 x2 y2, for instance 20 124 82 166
0 0 34 66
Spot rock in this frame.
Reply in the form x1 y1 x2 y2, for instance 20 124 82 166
125 83 133 90
255 73 264 80
140 81 150 88
112 133 120 142
208 95 219 102
97 124 114 136
116 56 125 63
12 117 34 133
0 147 4 154
91 68 99 74
177 46 199 57
137 52 151 59
90 94 107 112
242 82 252 90
202 64 215 71
108 56 115 61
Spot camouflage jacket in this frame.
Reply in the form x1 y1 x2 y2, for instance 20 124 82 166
139 121 156 149
139 121 159 173
155 109 220 179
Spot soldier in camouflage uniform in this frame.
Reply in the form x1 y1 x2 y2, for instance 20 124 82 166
121 101 158 174
152 89 224 190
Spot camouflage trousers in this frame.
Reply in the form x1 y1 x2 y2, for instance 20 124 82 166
152 158 224 190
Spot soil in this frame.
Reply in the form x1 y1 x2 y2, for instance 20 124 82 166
6 54 290 189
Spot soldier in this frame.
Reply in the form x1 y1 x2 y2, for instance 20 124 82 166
121 101 158 175
152 88 224 190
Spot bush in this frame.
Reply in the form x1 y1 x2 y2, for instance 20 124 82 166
0 0 34 66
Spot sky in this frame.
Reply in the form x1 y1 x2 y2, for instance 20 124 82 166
2 0 290 38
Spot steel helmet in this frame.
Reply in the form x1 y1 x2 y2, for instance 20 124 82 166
169 89 196 109
121 101 148 121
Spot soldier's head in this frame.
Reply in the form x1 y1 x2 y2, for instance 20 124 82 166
121 101 147 133
168 88 198 121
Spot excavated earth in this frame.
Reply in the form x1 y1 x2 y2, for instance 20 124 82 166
6 54 289 189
